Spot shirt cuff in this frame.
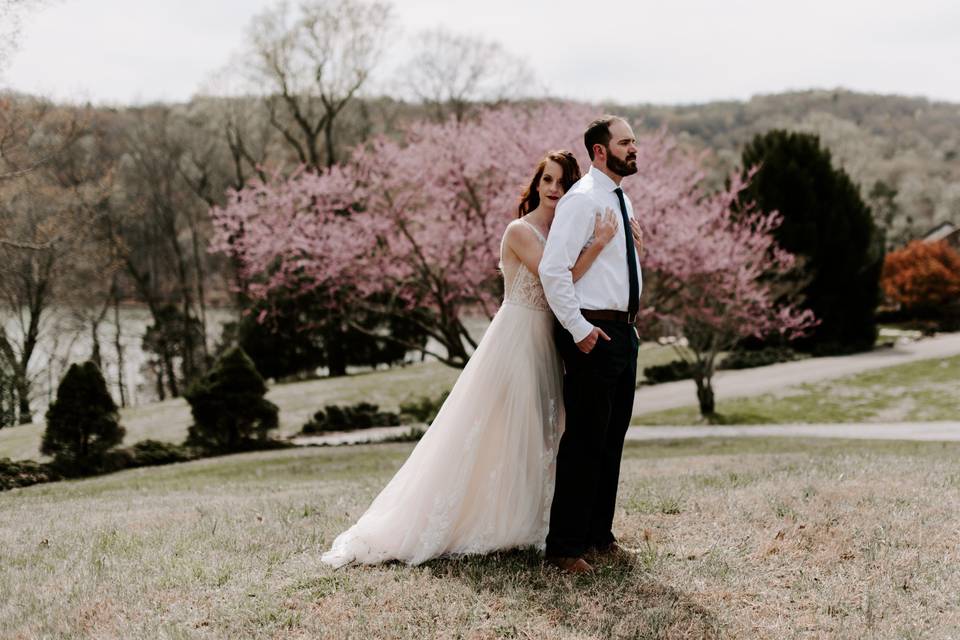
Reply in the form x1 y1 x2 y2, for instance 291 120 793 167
569 317 594 344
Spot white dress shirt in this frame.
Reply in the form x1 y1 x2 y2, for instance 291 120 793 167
539 165 643 343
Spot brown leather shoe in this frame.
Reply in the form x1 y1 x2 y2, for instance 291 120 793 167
588 542 636 562
546 555 595 574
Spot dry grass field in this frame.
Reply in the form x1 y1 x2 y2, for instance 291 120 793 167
3 437 959 639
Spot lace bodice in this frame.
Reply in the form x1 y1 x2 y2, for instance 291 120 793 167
500 220 551 312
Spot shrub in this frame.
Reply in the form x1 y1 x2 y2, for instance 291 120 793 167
642 361 694 384
129 440 192 466
0 457 61 491
301 402 400 434
41 362 126 475
881 240 960 323
382 427 426 443
718 347 800 370
398 391 450 425
185 346 279 455
96 447 138 474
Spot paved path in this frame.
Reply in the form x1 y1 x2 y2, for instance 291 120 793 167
291 425 419 446
290 336 960 447
294 421 960 446
632 332 960 416
626 421 960 441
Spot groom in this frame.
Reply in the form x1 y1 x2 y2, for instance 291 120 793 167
539 115 642 573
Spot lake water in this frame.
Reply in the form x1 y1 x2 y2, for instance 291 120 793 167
1 306 235 420
2 306 491 422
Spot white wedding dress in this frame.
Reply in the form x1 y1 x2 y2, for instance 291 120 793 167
321 220 564 567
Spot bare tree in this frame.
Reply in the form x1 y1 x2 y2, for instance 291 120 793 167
47 110 125 382
244 0 393 169
229 0 393 376
0 0 44 73
0 94 82 246
397 28 537 123
0 97 98 424
105 106 213 398
195 67 280 190
0 152 99 424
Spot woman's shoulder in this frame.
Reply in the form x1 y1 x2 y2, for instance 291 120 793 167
503 218 542 247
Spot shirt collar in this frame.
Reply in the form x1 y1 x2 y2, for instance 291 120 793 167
589 165 620 193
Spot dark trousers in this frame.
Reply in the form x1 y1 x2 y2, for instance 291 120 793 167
545 319 639 558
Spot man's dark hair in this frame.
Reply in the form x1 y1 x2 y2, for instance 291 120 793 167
584 115 622 160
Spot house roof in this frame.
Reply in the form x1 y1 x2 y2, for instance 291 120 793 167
923 222 959 242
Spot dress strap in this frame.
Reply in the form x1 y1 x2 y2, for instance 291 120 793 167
520 219 547 244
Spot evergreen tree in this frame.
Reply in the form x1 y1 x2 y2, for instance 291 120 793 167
738 130 885 354
41 362 125 473
184 345 278 454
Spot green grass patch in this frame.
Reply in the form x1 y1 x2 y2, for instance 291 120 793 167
633 354 960 425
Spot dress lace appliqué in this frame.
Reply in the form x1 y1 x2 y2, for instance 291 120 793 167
502 220 551 312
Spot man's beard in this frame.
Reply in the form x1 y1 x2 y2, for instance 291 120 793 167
606 150 638 177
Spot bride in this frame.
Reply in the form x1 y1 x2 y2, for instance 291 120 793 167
321 150 619 568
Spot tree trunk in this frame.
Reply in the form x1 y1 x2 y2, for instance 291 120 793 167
324 117 337 168
188 212 210 366
153 360 166 402
111 281 127 408
15 373 31 425
163 347 179 398
89 298 110 371
325 323 348 377
695 375 715 418
440 320 470 368
90 327 102 371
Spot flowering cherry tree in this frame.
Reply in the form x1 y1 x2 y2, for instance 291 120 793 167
628 138 817 416
211 102 594 366
212 103 816 414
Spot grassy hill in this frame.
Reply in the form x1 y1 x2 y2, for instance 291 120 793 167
3 437 958 638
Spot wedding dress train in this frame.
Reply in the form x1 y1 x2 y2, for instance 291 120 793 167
321 220 564 567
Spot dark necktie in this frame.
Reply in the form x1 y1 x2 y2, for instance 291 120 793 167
614 187 640 318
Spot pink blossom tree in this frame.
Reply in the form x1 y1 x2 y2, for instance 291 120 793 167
211 102 595 366
627 139 817 417
211 103 815 414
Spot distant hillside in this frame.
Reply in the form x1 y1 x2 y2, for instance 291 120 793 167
10 88 955 248
617 89 960 247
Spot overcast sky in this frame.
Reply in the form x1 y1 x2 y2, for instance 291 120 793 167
3 0 959 106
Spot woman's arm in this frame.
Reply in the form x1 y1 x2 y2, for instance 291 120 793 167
506 209 618 286
570 208 617 282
